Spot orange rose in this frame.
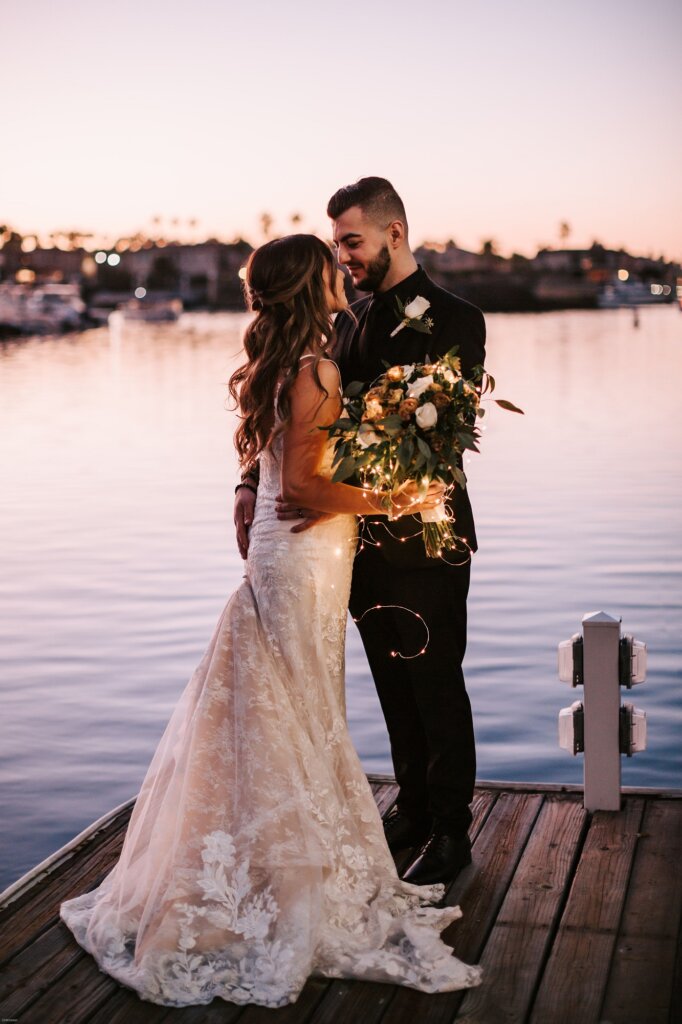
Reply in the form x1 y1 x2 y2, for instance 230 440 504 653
398 397 419 421
362 397 385 421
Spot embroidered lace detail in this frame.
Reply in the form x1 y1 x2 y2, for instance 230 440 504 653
60 388 481 1006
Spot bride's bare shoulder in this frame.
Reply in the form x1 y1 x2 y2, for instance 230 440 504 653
295 355 341 394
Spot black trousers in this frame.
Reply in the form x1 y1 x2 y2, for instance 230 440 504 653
349 543 475 837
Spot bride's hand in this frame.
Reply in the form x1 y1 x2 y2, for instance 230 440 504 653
389 480 445 519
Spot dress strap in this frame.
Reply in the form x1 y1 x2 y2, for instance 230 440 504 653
297 354 343 397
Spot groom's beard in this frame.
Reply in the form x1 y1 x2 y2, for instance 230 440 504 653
352 244 391 292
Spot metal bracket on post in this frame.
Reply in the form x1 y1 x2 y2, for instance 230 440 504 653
557 612 647 811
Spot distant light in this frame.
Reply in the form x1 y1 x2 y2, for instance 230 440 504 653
650 284 664 296
15 268 35 283
95 251 107 264
662 285 671 296
107 253 121 266
617 269 629 282
238 266 247 281
134 286 147 299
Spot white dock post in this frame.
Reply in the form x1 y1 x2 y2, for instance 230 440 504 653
582 611 621 811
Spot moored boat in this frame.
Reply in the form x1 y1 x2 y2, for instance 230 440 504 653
597 278 673 308
0 282 87 337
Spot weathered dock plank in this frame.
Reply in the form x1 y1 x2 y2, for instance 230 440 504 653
161 1004 246 1024
0 803 133 963
2 783 680 1024
238 976 329 1023
380 790 543 1024
86 984 173 1024
455 794 587 1023
529 797 645 1023
17 952 120 1024
0 920 85 1018
371 781 399 818
600 797 682 1023
445 791 544 958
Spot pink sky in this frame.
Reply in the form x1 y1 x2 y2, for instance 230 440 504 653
2 0 680 260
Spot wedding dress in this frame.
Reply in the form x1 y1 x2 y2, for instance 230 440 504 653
60 368 482 1007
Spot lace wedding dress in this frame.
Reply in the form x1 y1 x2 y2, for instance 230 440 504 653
60 376 482 1007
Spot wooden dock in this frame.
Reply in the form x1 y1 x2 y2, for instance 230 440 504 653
1 777 680 1023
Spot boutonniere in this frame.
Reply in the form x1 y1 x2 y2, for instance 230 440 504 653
390 295 434 337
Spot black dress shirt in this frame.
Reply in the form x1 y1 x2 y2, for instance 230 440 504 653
332 265 486 567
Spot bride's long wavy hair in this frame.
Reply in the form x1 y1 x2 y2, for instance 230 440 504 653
229 234 338 472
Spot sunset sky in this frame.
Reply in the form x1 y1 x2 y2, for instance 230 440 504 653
3 0 680 259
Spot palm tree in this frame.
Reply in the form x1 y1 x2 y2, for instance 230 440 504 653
260 212 273 240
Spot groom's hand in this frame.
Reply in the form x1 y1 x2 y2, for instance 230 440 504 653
275 495 330 533
234 487 257 559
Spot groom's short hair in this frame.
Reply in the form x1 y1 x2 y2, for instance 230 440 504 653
327 177 408 233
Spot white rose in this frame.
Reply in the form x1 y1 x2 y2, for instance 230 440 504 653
415 402 438 429
442 368 457 384
404 296 431 319
407 374 434 399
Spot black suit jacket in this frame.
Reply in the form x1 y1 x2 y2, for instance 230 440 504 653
332 265 486 569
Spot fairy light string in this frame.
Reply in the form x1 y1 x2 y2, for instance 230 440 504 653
352 603 430 660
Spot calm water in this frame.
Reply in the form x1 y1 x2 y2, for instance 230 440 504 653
1 307 681 891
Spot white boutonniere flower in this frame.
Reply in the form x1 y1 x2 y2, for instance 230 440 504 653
390 295 434 337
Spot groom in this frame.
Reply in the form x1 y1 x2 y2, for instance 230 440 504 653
328 177 485 884
237 178 485 884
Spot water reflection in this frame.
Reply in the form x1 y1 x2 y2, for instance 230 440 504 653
1 306 680 889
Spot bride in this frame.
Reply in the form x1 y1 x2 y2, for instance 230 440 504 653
60 234 482 1007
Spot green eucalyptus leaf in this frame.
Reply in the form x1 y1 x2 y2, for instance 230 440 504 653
332 417 356 431
378 414 403 436
331 456 358 483
397 435 415 470
494 398 524 414
353 451 375 467
451 465 467 488
456 431 478 451
331 444 347 468
416 437 432 459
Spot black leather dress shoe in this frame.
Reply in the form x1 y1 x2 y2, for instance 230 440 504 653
383 808 431 854
400 831 472 885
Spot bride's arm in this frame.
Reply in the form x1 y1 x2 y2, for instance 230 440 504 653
280 360 383 516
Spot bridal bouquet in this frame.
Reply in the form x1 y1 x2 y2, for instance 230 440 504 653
326 348 523 557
